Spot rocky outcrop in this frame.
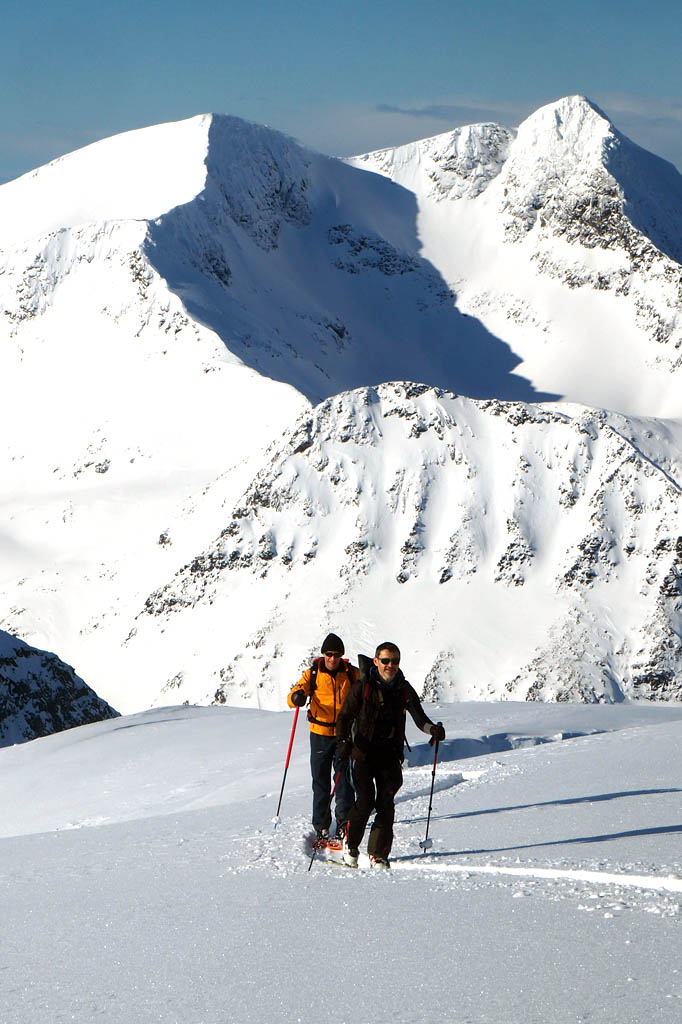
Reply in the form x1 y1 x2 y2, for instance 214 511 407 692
0 630 119 746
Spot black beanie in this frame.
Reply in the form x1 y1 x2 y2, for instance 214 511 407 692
321 632 345 655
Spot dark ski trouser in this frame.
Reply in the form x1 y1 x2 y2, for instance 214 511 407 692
310 731 354 831
346 752 403 859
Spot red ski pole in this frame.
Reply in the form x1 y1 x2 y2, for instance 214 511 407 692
272 706 300 829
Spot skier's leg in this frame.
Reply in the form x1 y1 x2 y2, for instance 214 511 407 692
332 744 355 826
345 759 376 852
367 759 403 859
310 732 335 831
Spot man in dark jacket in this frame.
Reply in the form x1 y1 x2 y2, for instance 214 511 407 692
336 641 445 869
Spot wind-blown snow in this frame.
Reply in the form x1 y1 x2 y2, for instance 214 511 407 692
3 702 682 1023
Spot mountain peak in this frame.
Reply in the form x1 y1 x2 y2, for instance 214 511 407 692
0 113 218 247
512 94 615 169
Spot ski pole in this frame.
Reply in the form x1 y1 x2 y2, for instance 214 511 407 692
308 768 341 872
272 706 300 829
419 737 440 852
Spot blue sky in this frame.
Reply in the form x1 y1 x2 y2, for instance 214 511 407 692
2 0 681 182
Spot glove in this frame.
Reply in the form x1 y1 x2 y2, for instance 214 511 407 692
290 689 306 707
336 739 352 762
430 722 445 743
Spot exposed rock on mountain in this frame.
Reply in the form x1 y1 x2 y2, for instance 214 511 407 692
124 384 682 709
0 630 119 746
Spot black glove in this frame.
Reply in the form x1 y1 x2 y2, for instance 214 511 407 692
290 689 306 707
336 739 351 762
430 722 445 743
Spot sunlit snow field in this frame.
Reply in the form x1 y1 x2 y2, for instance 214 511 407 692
3 700 682 1023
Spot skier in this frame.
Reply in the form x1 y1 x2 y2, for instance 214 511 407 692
336 641 445 869
287 633 358 842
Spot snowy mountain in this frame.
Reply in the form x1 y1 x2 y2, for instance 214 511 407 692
123 383 682 712
0 628 118 746
1 98 682 713
350 95 682 417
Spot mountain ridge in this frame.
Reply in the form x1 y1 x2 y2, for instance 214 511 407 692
1 97 682 713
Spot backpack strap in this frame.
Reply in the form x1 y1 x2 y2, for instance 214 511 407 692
308 658 320 699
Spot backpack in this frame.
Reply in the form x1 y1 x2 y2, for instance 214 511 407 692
355 653 411 754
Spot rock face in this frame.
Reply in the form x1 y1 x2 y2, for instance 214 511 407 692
0 630 119 746
124 384 682 709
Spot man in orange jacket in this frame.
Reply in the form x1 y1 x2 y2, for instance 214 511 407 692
287 632 358 841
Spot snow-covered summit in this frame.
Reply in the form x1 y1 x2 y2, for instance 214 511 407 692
351 120 515 202
350 95 682 417
0 114 213 247
498 95 682 262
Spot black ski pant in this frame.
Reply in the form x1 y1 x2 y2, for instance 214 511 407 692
310 731 354 832
346 751 403 859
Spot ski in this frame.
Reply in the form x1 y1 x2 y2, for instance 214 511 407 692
305 832 353 868
305 834 383 870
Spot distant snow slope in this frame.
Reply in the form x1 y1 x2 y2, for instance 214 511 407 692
0 628 118 746
350 95 682 417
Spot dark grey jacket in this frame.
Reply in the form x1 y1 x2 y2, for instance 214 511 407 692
336 665 434 762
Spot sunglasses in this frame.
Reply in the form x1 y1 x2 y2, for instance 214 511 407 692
323 651 342 658
378 657 400 666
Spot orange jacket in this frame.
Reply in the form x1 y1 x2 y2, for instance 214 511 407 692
287 658 358 736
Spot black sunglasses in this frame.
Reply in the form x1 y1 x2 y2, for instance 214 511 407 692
323 651 342 657
378 657 400 665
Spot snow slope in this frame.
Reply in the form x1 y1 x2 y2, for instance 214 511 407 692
3 702 682 1023
118 384 682 713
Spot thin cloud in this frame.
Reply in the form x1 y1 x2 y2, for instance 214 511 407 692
376 100 532 127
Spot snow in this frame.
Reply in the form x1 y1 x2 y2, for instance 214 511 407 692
2 103 682 1024
0 114 212 247
3 701 682 1022
349 95 682 418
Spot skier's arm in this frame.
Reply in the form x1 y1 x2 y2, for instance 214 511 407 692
287 668 312 709
335 680 362 742
405 682 446 741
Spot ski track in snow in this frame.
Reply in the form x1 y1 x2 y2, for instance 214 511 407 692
240 751 682 922
6 707 682 1022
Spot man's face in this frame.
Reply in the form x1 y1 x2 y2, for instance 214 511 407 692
374 649 400 682
323 651 342 672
